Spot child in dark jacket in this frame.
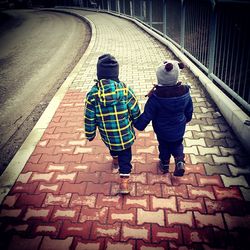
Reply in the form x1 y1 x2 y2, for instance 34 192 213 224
84 54 141 194
134 60 193 176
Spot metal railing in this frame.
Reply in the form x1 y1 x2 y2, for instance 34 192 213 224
56 0 250 114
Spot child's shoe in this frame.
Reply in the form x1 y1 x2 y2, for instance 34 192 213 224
174 161 185 176
159 161 169 174
119 177 130 194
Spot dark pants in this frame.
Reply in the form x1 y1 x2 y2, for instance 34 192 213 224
110 147 132 176
157 138 184 164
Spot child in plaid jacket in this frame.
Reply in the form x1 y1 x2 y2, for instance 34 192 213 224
84 54 141 194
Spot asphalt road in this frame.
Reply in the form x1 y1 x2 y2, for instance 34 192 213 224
0 9 90 174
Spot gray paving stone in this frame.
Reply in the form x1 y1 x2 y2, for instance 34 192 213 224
184 130 193 138
229 165 250 176
195 97 209 103
192 131 213 139
189 118 210 126
184 146 199 155
194 106 201 113
200 107 215 113
205 138 228 147
221 175 249 188
212 111 223 119
186 125 201 132
190 154 214 165
194 101 213 108
198 146 220 156
195 113 214 120
212 155 237 165
219 147 242 156
212 131 234 139
206 117 227 125
204 164 231 176
200 125 221 132
218 124 231 132
240 187 250 201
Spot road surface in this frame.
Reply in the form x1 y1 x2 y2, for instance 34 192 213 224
0 9 90 174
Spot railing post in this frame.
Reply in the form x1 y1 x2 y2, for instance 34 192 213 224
180 0 186 51
107 0 111 11
130 0 133 16
117 0 120 13
123 0 125 14
140 0 143 20
163 0 167 35
208 0 217 78
149 0 152 28
142 0 146 21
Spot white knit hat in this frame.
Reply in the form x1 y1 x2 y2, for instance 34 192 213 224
156 60 184 86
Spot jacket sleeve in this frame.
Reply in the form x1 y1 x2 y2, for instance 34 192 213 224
126 87 141 123
133 96 156 131
84 94 96 141
185 95 193 123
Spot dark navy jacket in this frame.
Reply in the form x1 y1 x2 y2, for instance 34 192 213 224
134 83 193 142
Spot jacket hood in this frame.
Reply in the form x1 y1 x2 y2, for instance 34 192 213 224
95 79 124 106
152 90 191 113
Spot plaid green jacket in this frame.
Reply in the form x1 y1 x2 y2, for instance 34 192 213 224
84 79 141 151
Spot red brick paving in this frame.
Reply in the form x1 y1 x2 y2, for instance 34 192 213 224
0 91 249 249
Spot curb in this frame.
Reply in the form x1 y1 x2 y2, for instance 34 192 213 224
0 10 96 203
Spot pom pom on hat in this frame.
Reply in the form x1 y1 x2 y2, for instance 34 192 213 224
178 62 185 69
165 63 173 72
156 60 184 86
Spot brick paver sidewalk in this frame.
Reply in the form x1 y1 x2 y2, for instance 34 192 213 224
1 9 250 249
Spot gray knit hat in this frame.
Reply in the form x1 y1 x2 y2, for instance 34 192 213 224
156 60 184 86
97 54 119 81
